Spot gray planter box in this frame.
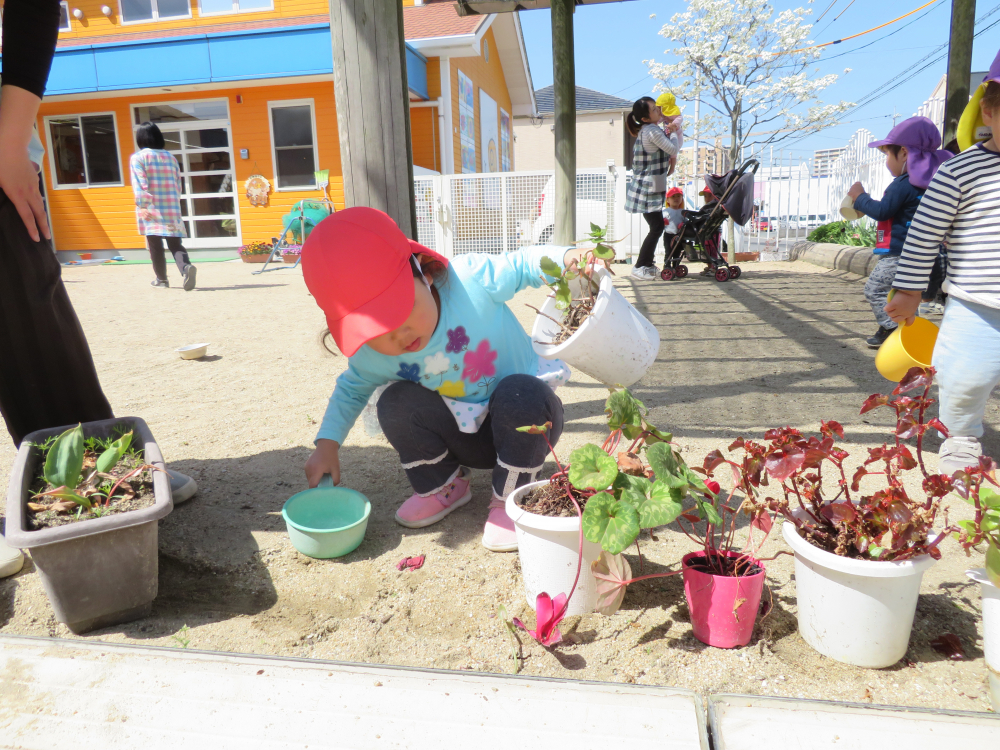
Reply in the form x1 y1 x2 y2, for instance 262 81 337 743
4 417 172 634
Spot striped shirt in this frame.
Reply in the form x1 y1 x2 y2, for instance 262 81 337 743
129 148 186 238
894 144 1000 307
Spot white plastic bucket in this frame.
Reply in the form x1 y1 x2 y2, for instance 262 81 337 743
967 569 1000 711
506 481 601 616
782 518 936 668
531 270 660 387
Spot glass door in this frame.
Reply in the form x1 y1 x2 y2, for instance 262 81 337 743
133 101 241 249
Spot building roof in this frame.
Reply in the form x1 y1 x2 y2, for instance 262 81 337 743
533 85 632 115
402 2 488 40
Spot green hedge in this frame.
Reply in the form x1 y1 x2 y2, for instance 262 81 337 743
807 220 876 247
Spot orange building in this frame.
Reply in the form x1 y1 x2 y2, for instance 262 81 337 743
4 0 535 258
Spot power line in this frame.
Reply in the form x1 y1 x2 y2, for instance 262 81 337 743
779 0 943 55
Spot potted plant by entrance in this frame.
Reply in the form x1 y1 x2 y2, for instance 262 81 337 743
507 388 771 649
239 240 273 263
736 367 958 668
4 418 172 633
530 225 660 388
282 244 303 263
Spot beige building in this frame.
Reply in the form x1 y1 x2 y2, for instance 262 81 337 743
513 85 632 170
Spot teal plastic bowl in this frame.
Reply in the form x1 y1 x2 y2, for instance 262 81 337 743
281 477 371 559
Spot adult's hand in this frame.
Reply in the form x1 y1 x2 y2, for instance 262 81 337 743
0 85 50 242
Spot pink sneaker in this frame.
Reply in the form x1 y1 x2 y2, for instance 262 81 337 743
482 495 518 552
394 473 472 529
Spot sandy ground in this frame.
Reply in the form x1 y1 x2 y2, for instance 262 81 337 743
0 257 996 713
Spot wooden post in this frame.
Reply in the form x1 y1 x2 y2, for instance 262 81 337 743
943 0 976 148
551 0 576 245
329 0 418 238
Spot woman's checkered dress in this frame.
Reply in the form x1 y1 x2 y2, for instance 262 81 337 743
625 124 672 214
130 148 186 238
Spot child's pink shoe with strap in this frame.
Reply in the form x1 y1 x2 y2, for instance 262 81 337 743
394 471 472 529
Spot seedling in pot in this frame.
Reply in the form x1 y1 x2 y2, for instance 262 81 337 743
529 223 623 346
511 387 773 642
27 424 160 528
733 367 989 567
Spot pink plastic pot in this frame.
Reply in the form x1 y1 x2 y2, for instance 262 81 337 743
682 551 766 648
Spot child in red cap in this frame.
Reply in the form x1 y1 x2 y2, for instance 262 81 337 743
662 187 685 268
301 207 592 552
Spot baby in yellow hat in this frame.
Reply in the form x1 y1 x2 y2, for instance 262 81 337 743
656 92 683 174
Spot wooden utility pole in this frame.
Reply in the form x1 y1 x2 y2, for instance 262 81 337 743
329 0 418 238
943 0 977 148
551 0 576 245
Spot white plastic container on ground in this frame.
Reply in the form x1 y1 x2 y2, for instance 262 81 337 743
708 694 1000 749
967 568 1000 711
532 269 659 387
782 518 936 668
506 480 601 616
0 635 709 750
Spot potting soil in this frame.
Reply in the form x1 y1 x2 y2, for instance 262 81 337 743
550 299 595 346
27 452 155 531
516 480 588 517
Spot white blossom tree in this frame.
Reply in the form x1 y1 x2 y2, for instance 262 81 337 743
647 0 852 169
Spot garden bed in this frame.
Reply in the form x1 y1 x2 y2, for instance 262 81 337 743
0 260 994 712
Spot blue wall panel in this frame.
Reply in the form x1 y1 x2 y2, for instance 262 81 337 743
46 48 99 95
30 25 428 98
94 39 212 90
209 27 333 81
406 45 428 101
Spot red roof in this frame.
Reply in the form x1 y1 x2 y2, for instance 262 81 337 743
403 3 486 40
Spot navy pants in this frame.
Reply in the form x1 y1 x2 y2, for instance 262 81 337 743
0 187 113 445
377 374 564 498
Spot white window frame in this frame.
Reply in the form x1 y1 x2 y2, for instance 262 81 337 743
267 99 320 191
118 0 192 26
58 2 72 32
198 0 274 16
44 112 125 190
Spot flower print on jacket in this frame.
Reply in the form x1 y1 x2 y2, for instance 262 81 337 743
423 352 450 376
446 326 470 353
462 340 497 382
396 362 421 383
437 380 466 398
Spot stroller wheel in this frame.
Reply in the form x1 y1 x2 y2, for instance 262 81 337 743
715 267 731 282
661 268 675 281
729 265 742 280
676 265 689 279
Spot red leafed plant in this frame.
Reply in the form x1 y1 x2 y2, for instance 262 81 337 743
733 367 967 562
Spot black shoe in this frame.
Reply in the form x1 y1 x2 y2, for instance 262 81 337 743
151 278 169 288
866 326 894 348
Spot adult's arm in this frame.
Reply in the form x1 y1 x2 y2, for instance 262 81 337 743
642 126 679 157
0 0 61 241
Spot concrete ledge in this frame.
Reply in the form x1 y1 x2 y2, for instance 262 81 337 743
790 241 879 278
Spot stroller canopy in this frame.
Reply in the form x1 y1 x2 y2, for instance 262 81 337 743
705 167 755 226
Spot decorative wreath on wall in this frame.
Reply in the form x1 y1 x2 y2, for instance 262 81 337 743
245 173 271 207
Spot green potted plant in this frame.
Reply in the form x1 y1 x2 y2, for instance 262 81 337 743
4 418 172 633
239 240 273 264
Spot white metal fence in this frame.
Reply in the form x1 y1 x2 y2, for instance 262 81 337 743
413 133 892 264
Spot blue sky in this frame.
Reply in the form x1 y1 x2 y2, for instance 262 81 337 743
519 0 999 157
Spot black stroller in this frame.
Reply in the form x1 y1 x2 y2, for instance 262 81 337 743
661 159 759 282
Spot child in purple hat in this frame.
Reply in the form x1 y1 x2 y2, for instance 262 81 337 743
886 51 1000 475
846 116 954 348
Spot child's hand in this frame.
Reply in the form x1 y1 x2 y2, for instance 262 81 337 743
305 439 341 487
847 182 865 201
884 289 921 327
564 247 611 276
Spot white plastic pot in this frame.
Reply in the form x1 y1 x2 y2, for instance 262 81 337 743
532 269 660 387
506 481 601 616
782 518 936 668
966 568 1000 711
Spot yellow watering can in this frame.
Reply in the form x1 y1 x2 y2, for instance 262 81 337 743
874 291 939 382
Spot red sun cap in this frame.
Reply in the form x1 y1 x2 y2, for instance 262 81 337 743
301 207 449 357
666 187 684 199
